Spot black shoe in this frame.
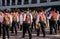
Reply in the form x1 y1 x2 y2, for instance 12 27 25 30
49 33 52 34
11 32 14 33
43 35 45 37
8 38 9 39
0 35 1 36
37 35 39 36
0 35 1 37
20 28 22 31
29 37 31 39
55 33 57 35
15 34 17 36
21 36 25 38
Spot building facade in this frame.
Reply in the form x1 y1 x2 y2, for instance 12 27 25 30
0 0 60 11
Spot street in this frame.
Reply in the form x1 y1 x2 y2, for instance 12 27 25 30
0 28 60 39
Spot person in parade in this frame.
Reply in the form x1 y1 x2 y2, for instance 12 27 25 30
3 10 10 39
9 12 13 31
0 8 59 39
0 10 3 37
11 11 17 35
19 11 24 30
31 10 37 31
16 11 20 29
57 11 60 30
36 10 46 37
48 9 57 34
57 15 60 30
22 10 32 39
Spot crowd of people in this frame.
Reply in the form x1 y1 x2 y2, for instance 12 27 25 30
0 8 60 39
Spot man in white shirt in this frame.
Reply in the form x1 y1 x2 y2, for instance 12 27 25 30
16 12 20 29
36 10 46 37
0 10 3 36
31 11 37 31
20 11 24 30
22 10 32 39
48 9 57 34
57 11 60 30
9 13 13 32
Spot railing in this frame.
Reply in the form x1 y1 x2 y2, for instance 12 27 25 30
0 1 60 10
17 2 21 5
24 2 29 4
51 0 59 2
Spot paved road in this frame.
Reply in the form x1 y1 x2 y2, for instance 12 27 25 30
0 28 60 39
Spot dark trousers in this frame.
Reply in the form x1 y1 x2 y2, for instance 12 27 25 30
22 21 32 39
57 20 60 30
17 22 19 29
0 22 1 36
36 29 40 36
36 21 45 37
11 21 17 35
49 20 57 34
32 22 36 29
3 24 9 39
31 18 36 31
20 25 22 30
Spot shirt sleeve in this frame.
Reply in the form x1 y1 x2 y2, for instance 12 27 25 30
10 15 12 23
30 14 33 23
36 14 39 24
44 14 46 23
23 14 26 21
20 15 23 22
47 14 52 19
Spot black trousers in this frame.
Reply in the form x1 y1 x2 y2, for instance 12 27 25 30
49 20 57 34
36 29 40 36
57 20 60 30
0 22 1 36
31 18 36 31
20 24 22 30
17 22 19 29
22 21 32 39
3 24 9 39
11 21 17 35
36 21 45 37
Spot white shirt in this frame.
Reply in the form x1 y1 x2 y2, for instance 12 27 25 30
0 15 3 23
17 15 19 22
36 12 46 24
57 14 60 20
30 13 33 23
47 13 52 19
47 13 58 20
36 14 39 24
23 13 33 23
23 13 26 21
20 14 23 22
10 14 12 23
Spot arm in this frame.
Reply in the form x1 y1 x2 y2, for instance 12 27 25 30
47 14 52 19
36 14 39 24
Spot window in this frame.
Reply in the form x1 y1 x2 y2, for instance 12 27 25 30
31 0 37 4
12 0 15 5
51 0 59 2
18 0 22 5
24 0 29 4
7 0 10 6
2 0 5 6
40 0 47 3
